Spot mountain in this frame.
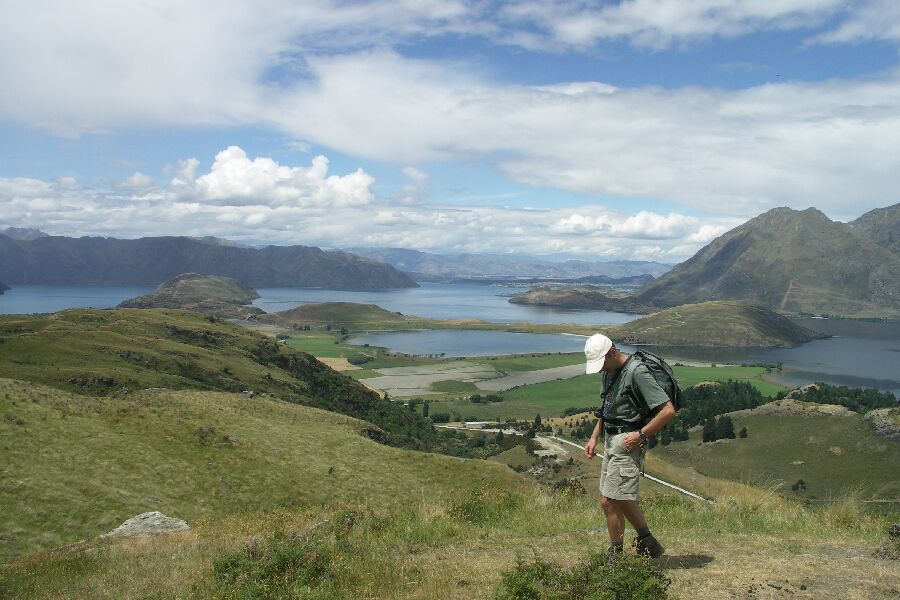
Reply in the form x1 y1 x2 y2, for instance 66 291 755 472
348 247 672 280
0 281 7 295
603 301 826 347
636 207 900 319
0 235 417 290
118 273 264 319
850 202 900 256
0 226 49 241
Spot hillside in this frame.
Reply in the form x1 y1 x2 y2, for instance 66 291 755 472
636 207 900 319
850 202 900 256
0 379 517 561
603 301 826 347
655 397 900 501
118 273 263 319
0 227 49 241
0 308 445 451
508 285 657 313
348 247 672 280
0 235 416 290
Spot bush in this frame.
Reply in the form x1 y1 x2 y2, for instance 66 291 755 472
494 552 670 599
449 487 522 524
212 529 333 597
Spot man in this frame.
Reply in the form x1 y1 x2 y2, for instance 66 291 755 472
583 333 675 559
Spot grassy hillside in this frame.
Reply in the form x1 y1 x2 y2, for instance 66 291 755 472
653 402 900 502
604 301 825 347
119 273 262 318
0 379 517 562
2 464 896 598
0 308 446 450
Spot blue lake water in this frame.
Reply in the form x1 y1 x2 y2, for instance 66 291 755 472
0 285 154 314
348 330 590 357
251 282 640 325
1 283 898 396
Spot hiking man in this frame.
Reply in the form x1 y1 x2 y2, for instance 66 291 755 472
583 333 676 558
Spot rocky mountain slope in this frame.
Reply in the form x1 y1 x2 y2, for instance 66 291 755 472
0 235 416 290
850 201 900 255
637 207 900 318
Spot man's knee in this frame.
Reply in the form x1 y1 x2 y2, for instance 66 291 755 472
599 495 618 513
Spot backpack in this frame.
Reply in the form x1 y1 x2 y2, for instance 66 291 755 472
599 350 682 425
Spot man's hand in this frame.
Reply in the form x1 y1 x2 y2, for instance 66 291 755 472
622 431 642 452
584 437 598 459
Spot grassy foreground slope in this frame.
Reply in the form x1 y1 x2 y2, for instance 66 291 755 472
2 461 897 598
0 308 444 450
0 379 516 561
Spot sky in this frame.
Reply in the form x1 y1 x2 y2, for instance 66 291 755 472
2 0 900 263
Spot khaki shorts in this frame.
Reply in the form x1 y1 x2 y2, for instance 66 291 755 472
599 432 644 501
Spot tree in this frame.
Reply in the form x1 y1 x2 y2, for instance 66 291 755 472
534 413 542 429
791 479 807 493
422 401 430 418
702 418 716 443
716 415 736 440
739 426 748 438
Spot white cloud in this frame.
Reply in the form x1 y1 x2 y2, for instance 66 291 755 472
396 167 429 204
118 172 155 190
183 146 374 207
0 148 743 262
3 1 900 222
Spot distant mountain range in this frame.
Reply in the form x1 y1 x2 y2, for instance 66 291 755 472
347 247 672 280
1 227 49 241
0 235 417 290
512 204 900 320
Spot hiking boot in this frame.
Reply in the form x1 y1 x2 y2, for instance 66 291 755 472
634 534 665 558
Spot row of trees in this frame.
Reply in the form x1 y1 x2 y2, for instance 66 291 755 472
783 384 897 413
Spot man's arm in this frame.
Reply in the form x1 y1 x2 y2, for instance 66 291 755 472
622 401 675 452
584 417 603 458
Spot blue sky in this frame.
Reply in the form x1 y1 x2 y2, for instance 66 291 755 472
2 1 900 261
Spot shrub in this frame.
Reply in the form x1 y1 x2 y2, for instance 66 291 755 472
212 529 333 596
449 487 522 524
494 552 670 599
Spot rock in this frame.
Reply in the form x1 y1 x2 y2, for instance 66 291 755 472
100 511 190 539
864 408 900 442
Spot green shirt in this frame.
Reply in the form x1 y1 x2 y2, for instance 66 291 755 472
600 356 671 424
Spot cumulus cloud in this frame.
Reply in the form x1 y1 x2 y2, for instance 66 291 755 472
0 148 743 262
182 146 374 207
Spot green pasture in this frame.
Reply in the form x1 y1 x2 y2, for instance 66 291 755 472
482 352 583 372
426 365 787 422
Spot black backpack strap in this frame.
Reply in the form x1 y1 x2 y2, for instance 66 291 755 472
622 359 652 423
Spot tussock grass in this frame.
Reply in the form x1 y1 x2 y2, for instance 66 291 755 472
2 484 895 599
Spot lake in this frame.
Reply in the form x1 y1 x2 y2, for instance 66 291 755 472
250 282 640 325
348 329 589 357
1 282 898 396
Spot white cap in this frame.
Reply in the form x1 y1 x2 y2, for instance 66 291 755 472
584 333 613 374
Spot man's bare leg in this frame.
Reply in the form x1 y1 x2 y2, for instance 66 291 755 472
617 499 648 531
600 495 626 542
